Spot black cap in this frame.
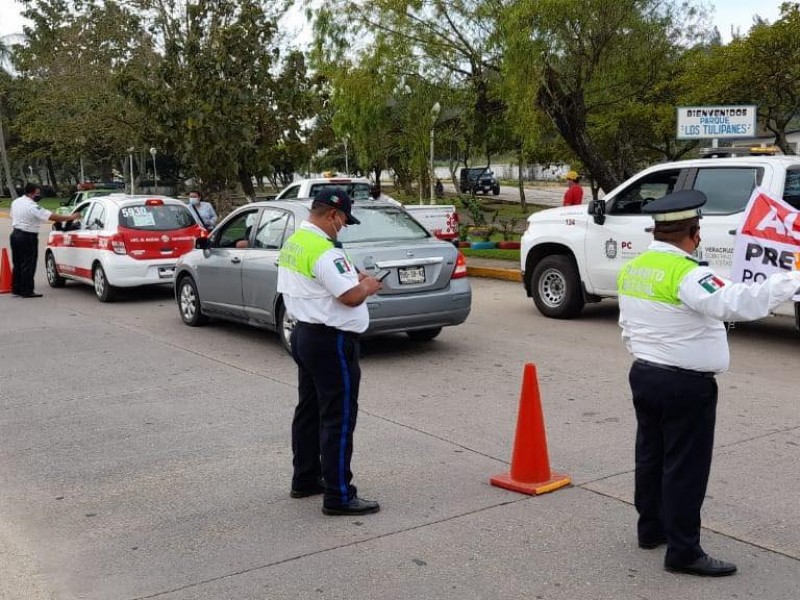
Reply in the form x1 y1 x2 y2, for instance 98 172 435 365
642 190 707 222
313 187 360 225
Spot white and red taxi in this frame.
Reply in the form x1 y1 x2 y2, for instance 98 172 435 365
45 195 206 301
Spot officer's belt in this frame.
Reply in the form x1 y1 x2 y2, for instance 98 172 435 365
296 321 360 338
634 359 715 379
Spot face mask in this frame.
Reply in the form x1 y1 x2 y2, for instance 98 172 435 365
189 197 199 205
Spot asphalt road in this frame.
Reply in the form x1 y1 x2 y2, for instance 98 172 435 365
1 218 799 599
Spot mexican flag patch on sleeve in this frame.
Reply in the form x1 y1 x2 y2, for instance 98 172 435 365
698 273 725 293
333 257 351 274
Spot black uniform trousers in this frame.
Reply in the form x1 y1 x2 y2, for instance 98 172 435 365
290 321 361 508
10 229 39 296
629 359 718 567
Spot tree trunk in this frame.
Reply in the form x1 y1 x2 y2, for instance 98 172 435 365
0 111 16 199
537 65 621 194
516 148 527 212
46 156 59 196
238 167 255 198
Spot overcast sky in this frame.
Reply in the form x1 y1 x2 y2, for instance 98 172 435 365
0 0 795 45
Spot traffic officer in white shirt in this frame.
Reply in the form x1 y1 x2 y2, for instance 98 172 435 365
277 188 383 516
9 183 81 297
618 190 800 577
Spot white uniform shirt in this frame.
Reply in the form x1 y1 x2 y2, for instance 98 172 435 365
619 241 800 373
11 196 52 233
277 222 369 333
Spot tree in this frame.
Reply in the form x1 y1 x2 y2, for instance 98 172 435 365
0 37 17 198
501 0 710 193
683 2 800 154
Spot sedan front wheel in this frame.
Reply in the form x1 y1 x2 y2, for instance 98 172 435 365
177 276 208 326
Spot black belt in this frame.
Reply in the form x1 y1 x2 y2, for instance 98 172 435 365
296 321 360 338
634 359 715 379
12 228 38 236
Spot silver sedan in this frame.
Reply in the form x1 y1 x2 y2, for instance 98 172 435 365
173 198 472 351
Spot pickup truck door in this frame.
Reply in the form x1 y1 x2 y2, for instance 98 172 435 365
584 167 688 295
682 164 770 278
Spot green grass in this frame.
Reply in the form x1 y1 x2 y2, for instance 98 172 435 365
462 248 520 262
0 197 62 211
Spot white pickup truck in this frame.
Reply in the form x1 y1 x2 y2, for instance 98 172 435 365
274 177 459 241
520 155 800 327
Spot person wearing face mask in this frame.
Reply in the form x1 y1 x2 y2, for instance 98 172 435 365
9 183 81 298
617 190 800 577
187 190 217 230
276 188 383 516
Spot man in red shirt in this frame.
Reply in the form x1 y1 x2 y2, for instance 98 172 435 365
562 171 584 206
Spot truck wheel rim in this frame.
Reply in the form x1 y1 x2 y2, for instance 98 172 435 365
539 268 566 308
180 283 196 320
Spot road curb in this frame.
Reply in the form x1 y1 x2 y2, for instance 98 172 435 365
467 265 522 282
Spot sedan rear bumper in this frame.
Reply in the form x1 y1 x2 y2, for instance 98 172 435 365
364 284 471 335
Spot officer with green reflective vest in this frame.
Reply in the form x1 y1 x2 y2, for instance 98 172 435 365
617 190 800 577
277 188 383 516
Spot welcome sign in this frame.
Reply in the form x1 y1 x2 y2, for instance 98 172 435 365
676 105 757 139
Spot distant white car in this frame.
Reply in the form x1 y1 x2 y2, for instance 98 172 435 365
46 194 206 301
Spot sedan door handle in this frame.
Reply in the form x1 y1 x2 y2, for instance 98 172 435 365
231 257 241 264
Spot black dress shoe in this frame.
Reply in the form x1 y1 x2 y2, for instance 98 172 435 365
322 497 380 516
290 478 325 499
665 555 737 577
290 485 324 499
20 292 43 298
638 536 667 549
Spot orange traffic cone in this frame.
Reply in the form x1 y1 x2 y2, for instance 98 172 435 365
490 363 571 495
0 247 12 294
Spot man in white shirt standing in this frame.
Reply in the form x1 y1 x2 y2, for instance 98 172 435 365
187 190 218 230
618 190 800 577
10 183 81 298
277 188 383 516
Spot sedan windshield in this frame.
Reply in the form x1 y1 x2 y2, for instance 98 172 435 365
338 206 430 243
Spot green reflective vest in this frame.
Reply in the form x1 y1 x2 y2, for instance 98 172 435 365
278 229 334 279
618 251 697 305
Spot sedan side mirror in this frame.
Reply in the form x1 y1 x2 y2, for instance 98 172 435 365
590 199 606 226
195 237 211 250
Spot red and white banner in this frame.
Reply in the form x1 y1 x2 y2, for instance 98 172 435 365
731 188 800 298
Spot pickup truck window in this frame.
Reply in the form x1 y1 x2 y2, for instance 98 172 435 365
783 167 800 209
609 169 681 215
691 167 763 214
280 185 300 199
338 206 429 243
309 182 371 201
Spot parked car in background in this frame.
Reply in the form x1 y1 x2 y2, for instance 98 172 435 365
459 167 500 195
56 188 117 215
46 194 206 301
174 198 472 351
274 176 372 202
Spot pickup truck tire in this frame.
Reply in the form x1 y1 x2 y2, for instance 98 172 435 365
530 255 584 319
407 327 442 341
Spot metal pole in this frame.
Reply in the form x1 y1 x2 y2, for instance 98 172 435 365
344 138 349 174
80 157 85 183
429 127 435 205
130 154 135 194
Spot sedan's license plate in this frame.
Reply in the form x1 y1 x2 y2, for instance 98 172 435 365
158 267 175 279
398 266 425 284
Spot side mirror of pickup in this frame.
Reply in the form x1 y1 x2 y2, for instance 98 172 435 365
590 199 606 226
195 237 211 250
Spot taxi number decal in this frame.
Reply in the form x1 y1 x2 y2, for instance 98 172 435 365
566 219 576 226
121 206 149 217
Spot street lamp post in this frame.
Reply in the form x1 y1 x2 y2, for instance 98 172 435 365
128 147 136 194
149 147 158 192
343 135 350 175
80 157 85 184
429 102 441 205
